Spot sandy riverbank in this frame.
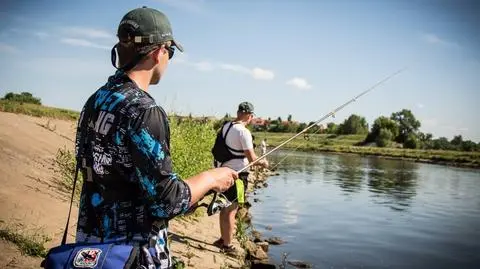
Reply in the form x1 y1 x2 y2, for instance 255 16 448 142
0 111 276 268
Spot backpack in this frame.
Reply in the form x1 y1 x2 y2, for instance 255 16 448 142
211 121 245 164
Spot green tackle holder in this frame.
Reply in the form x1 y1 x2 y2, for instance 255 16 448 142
236 172 249 204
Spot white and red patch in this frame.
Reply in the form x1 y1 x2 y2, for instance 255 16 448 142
73 248 102 268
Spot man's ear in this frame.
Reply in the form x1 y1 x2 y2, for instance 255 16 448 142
151 46 165 64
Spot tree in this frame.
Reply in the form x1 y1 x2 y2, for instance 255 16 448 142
287 114 293 122
376 128 393 147
390 109 421 144
326 122 338 134
404 133 420 149
432 137 453 150
461 140 477 152
418 132 434 149
296 122 307 133
2 91 42 105
451 135 463 147
364 116 399 144
337 114 369 135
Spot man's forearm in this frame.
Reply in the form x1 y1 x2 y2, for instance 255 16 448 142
185 171 216 206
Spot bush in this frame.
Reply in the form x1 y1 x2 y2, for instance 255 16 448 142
169 117 217 179
2 92 42 105
375 128 393 147
404 133 420 149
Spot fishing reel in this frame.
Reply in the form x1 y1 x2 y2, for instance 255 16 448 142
206 192 232 216
185 192 232 217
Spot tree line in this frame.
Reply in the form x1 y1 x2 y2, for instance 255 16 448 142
221 109 478 152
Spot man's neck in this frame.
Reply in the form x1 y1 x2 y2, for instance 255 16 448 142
126 70 151 92
233 117 247 126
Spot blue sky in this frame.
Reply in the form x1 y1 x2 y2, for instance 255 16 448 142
1 0 479 141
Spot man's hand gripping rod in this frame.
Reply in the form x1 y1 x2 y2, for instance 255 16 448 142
237 67 407 174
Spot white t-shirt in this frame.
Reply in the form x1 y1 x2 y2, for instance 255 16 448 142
221 122 253 171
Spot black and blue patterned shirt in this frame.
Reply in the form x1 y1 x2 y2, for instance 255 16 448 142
74 70 191 268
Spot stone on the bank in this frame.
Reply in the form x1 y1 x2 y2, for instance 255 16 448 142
237 207 248 220
251 230 263 242
266 236 284 245
244 240 257 255
254 247 269 260
250 261 277 269
287 260 312 268
256 241 269 252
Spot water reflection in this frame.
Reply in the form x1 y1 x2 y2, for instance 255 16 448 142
331 154 366 194
366 157 418 211
270 150 419 211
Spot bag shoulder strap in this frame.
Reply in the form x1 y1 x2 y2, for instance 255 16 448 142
61 165 80 245
223 122 244 153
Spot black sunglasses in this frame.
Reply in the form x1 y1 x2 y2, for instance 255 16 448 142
165 46 175 60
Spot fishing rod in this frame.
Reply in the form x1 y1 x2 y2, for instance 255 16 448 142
237 67 407 173
188 67 407 216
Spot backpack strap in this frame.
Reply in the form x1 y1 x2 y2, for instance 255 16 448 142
223 122 244 154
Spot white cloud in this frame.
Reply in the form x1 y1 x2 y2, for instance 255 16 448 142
192 61 214 71
286 77 312 90
218 64 274 80
0 43 19 54
62 27 114 39
219 63 250 74
422 33 459 48
252 67 275 80
60 38 110 50
416 103 425 109
174 58 275 81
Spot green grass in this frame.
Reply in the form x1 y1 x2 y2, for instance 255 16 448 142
0 100 80 120
0 225 51 257
254 132 480 167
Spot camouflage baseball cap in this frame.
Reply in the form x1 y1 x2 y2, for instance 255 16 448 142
117 6 184 52
238 102 254 114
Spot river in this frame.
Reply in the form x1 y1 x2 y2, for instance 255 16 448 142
250 150 480 269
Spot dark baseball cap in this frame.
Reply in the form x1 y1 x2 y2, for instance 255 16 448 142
117 6 184 52
238 102 254 114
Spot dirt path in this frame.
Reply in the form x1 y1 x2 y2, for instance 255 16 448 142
0 111 243 268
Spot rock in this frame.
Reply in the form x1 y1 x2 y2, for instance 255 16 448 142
253 191 257 195
237 207 249 219
256 242 269 252
253 247 269 260
250 261 277 269
251 230 263 242
253 198 260 203
263 182 269 187
244 201 252 208
287 260 312 268
265 236 284 245
265 225 272 231
244 240 258 255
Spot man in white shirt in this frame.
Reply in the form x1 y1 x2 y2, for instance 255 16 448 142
213 101 268 254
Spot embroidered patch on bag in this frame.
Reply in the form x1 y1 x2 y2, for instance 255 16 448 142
73 248 102 268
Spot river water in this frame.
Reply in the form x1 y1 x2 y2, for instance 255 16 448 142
249 150 480 269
